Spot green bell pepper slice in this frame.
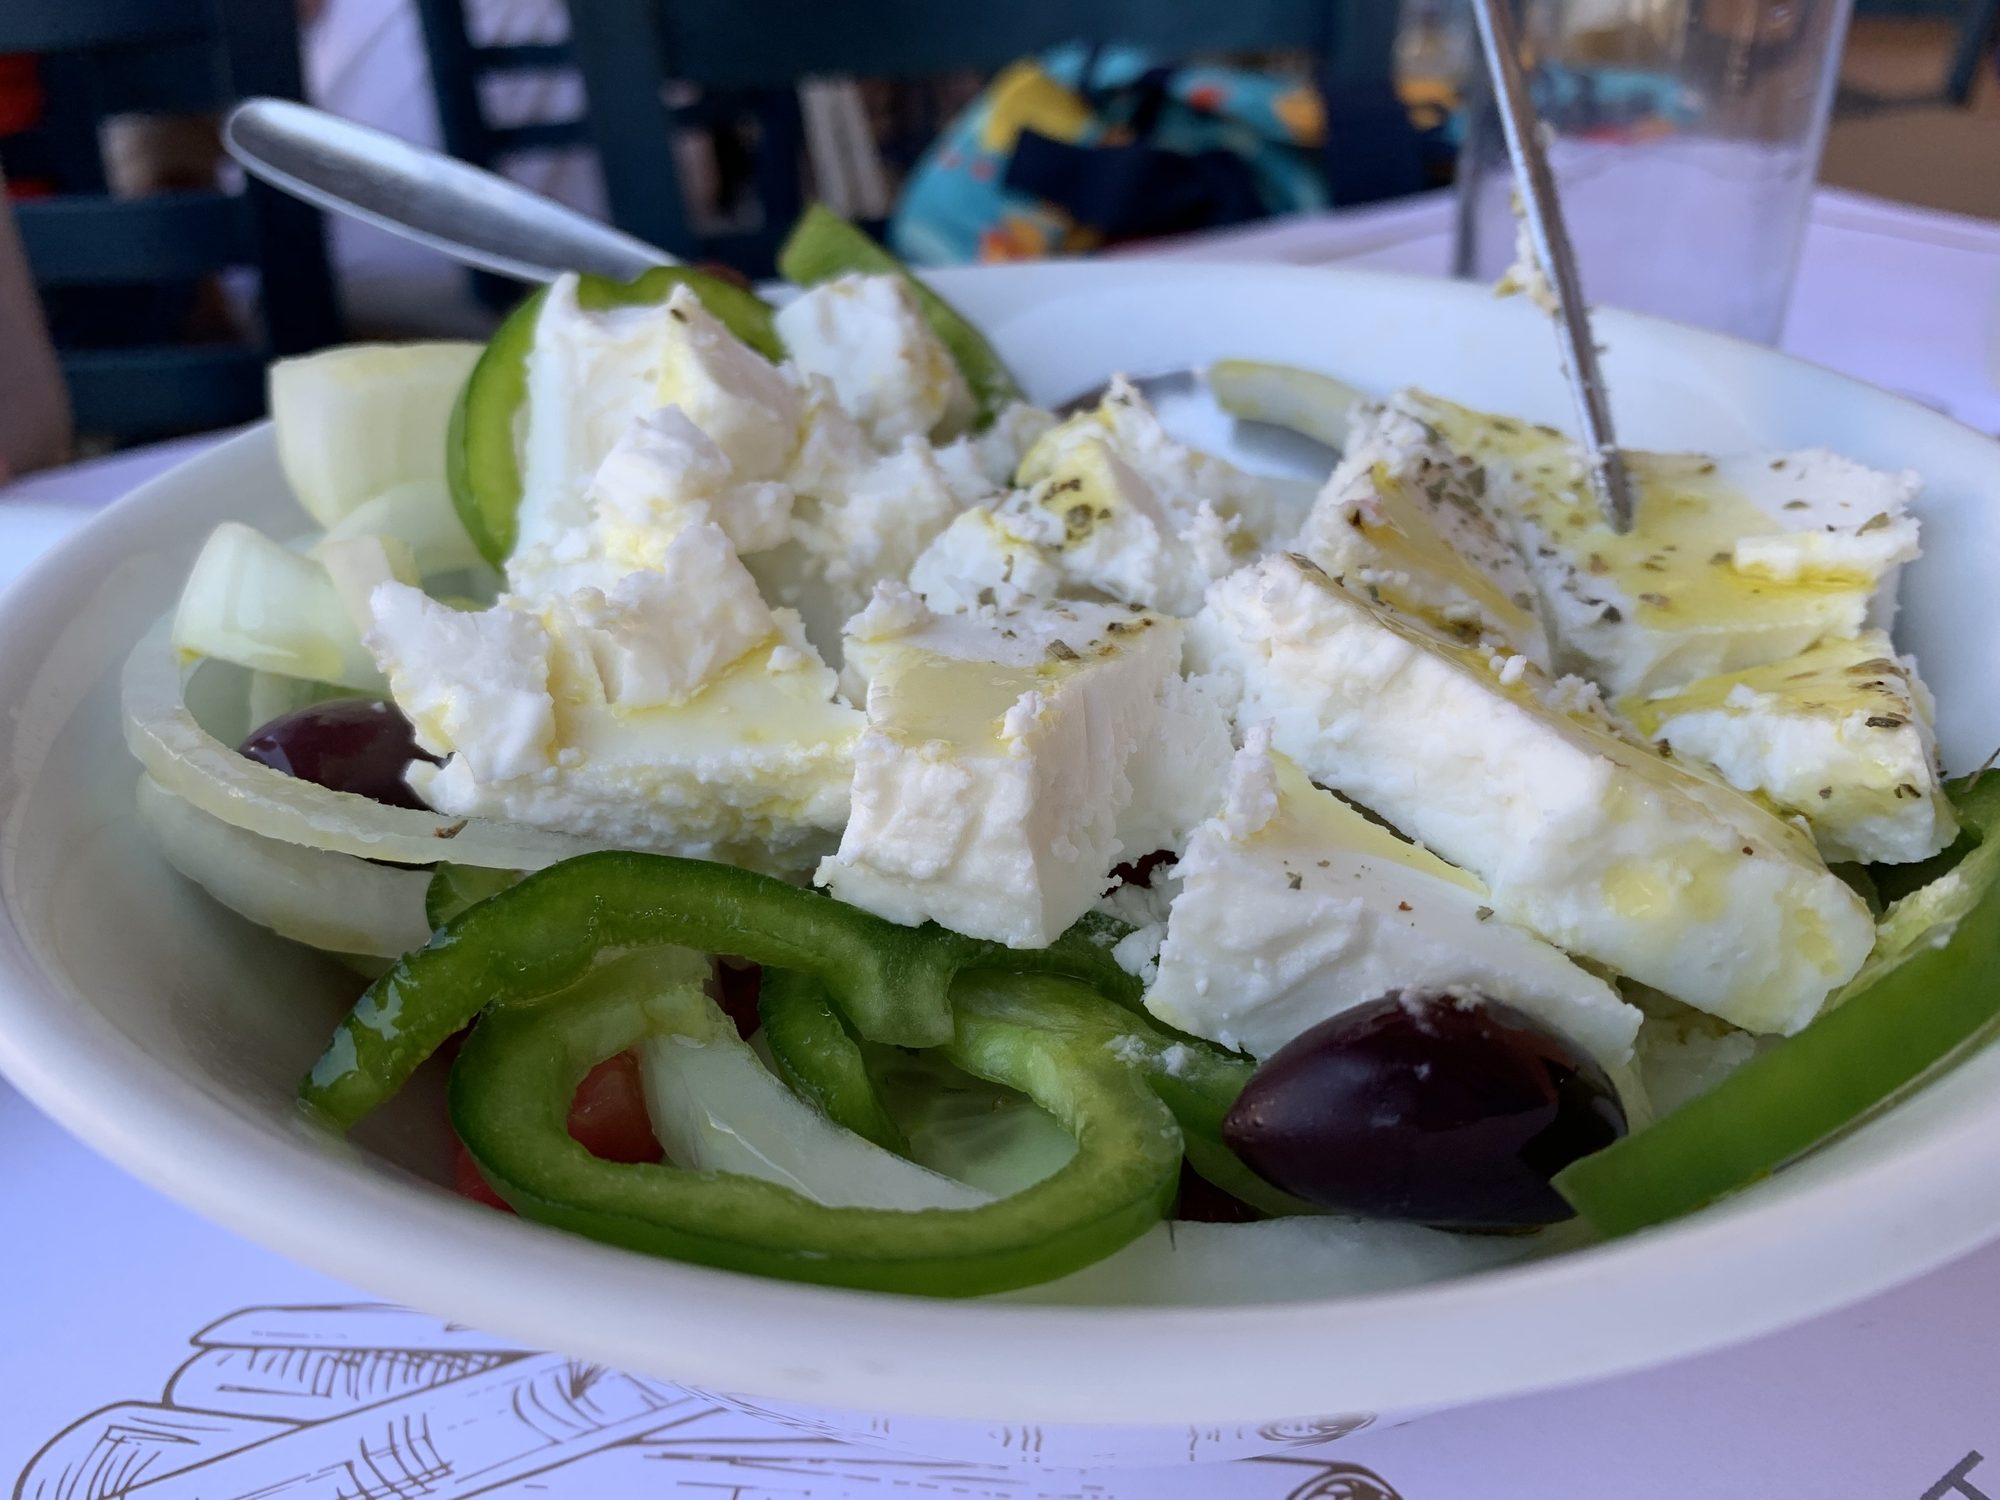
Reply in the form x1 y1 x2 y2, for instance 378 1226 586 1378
947 970 1320 1218
446 266 784 568
762 964 1318 1218
423 862 521 930
305 851 1187 1132
449 956 1180 1295
1557 771 2000 1235
756 965 909 1155
777 204 1024 429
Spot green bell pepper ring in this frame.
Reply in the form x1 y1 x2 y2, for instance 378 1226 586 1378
1557 772 2000 1235
763 962 1320 1218
446 266 784 568
947 970 1321 1218
423 862 522 930
305 851 1192 1132
756 965 909 1155
450 956 1181 1295
777 204 1024 430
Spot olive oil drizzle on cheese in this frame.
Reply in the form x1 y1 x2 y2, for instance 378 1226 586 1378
1414 397 1876 632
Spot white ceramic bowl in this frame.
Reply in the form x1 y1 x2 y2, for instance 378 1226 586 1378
2 262 1997 1468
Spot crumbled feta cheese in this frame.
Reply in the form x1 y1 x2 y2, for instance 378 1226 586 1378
906 505 1065 613
590 406 793 556
517 276 682 566
767 434 1001 660
1494 213 1560 316
965 402 1059 484
1620 629 1957 865
1632 996 1770 1115
565 521 777 709
845 580 934 643
514 279 808 595
773 273 975 448
1097 866 1179 985
931 378 1304 615
1218 722 1282 839
1145 728 1641 1070
1019 375 1299 548
819 600 1183 946
366 582 555 781
1190 553 1875 1033
655 285 803 483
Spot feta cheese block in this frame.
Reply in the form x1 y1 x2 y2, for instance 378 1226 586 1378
818 589 1182 947
772 273 975 448
1189 553 1875 1033
1384 392 1922 698
367 581 862 870
1146 728 1641 1071
515 277 804 584
1620 629 1957 865
1118 670 1236 859
1295 402 1549 666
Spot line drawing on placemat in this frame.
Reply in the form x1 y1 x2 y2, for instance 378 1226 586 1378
12 1303 1402 1500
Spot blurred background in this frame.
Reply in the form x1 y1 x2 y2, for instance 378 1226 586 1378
1 0 1995 463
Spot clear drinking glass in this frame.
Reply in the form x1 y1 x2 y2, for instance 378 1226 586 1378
1454 0 1856 344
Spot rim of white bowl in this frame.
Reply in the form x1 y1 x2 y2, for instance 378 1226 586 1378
0 264 1997 1428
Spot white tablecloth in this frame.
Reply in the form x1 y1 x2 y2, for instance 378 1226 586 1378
4 188 1999 1500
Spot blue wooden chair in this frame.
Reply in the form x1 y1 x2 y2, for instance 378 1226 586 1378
1847 0 2000 109
562 0 1416 275
410 0 593 307
1945 0 2000 103
1 0 339 441
412 0 797 287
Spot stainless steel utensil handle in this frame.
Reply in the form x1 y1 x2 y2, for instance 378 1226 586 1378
223 97 674 286
1466 0 1636 532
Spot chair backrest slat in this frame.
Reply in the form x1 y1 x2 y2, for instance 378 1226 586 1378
488 120 592 153
653 0 1339 88
0 1 205 53
478 42 575 72
92 42 229 116
20 192 251 286
3 0 339 439
59 346 266 440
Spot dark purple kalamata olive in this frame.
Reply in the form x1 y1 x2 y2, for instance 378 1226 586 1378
1222 990 1626 1229
238 699 443 810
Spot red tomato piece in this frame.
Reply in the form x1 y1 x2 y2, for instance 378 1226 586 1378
451 1049 664 1211
564 1050 666 1165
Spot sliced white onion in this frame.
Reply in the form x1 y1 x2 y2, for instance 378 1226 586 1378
999 1215 1547 1307
270 341 481 528
643 1009 1544 1302
641 1030 990 1211
171 522 384 691
318 478 491 580
123 616 606 869
1207 357 1366 453
137 774 434 958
